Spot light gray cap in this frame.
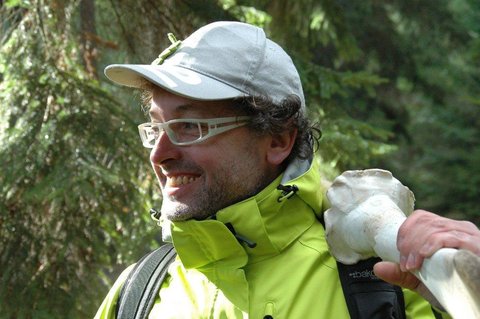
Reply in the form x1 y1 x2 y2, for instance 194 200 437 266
104 21 305 109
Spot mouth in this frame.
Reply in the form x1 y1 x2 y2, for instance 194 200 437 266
167 175 199 187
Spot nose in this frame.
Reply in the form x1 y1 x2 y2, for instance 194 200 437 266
149 130 181 165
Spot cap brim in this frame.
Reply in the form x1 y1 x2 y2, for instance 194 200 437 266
104 64 246 101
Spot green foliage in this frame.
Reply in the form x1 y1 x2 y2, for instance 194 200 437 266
3 0 29 9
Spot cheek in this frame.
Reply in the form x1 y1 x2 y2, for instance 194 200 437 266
189 146 240 177
188 132 268 175
196 148 231 171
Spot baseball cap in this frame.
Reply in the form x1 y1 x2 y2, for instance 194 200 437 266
104 21 305 109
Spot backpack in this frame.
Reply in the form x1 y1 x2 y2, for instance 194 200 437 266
115 243 408 319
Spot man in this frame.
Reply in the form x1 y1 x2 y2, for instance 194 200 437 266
95 21 479 318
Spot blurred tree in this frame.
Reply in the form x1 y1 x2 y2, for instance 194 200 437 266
357 0 480 223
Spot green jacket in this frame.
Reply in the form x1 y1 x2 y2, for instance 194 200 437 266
95 157 447 319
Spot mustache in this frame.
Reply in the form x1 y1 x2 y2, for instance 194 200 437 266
158 161 203 175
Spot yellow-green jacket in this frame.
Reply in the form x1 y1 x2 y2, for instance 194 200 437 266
95 157 448 319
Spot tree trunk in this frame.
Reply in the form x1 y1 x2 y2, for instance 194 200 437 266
80 0 97 79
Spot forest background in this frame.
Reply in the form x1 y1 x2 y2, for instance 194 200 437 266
0 0 479 317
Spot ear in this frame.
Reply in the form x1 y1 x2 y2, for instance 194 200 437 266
265 128 298 165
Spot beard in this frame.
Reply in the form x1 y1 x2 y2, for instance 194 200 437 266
160 152 275 222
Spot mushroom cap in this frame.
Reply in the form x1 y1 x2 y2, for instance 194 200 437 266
324 169 415 264
326 169 414 216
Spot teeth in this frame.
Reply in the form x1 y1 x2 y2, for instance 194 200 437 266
168 176 197 187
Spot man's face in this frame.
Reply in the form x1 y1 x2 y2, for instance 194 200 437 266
148 88 279 221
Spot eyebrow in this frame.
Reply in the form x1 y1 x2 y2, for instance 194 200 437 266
148 103 215 120
148 103 195 118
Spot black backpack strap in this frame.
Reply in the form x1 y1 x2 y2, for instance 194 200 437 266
336 257 406 319
115 243 177 319
317 212 406 319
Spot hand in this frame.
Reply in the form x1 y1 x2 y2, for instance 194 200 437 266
396 209 480 272
373 209 480 305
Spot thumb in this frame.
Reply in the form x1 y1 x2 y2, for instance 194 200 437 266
373 261 420 290
374 261 445 310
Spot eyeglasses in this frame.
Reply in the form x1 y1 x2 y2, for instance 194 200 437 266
138 116 251 147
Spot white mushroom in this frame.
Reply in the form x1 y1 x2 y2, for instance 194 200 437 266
324 169 480 319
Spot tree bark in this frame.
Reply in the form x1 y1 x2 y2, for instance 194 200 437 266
80 0 97 79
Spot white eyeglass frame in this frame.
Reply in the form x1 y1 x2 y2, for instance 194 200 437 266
138 116 251 147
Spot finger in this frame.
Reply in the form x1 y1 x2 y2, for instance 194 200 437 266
398 217 432 271
447 220 480 237
399 254 408 272
419 230 480 258
405 253 425 271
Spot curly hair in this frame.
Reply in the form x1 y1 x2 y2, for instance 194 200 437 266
231 95 321 166
139 81 321 166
